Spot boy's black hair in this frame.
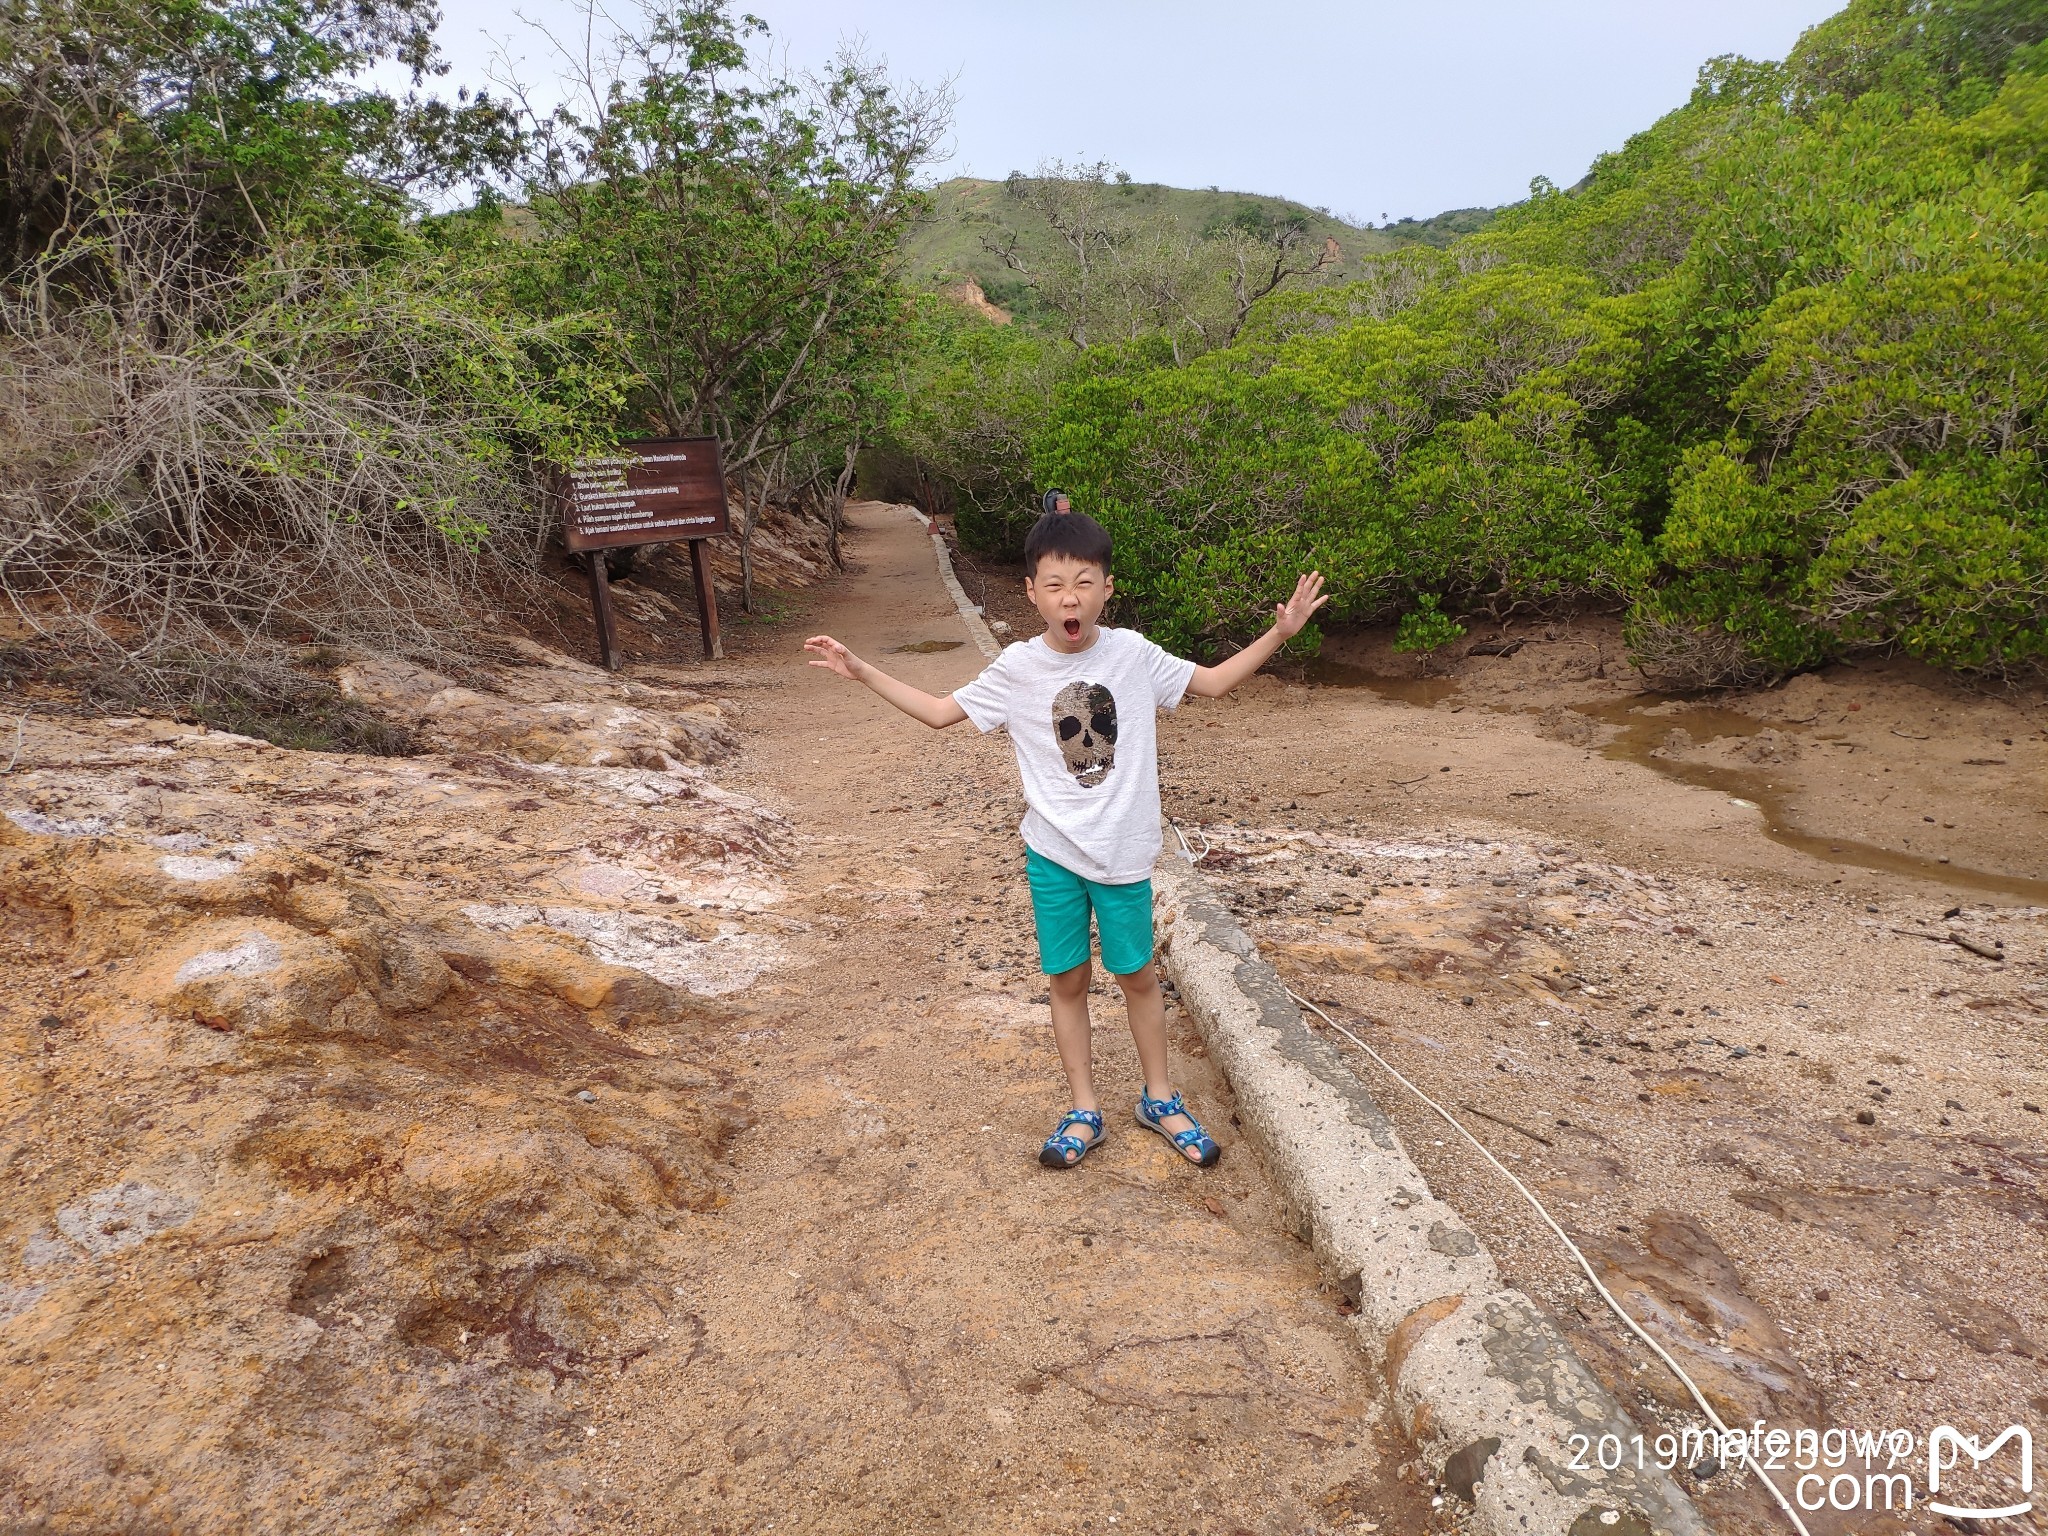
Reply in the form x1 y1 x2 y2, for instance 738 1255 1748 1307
1023 508 1112 579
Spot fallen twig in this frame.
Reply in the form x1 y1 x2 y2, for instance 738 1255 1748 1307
1458 1101 1554 1147
1388 773 1431 789
1891 926 2005 961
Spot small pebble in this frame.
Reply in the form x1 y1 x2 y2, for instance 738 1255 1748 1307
1855 1109 1876 1125
576 1089 597 1104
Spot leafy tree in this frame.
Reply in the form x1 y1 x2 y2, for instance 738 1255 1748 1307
0 0 624 692
877 294 1066 555
0 0 516 296
518 0 947 605
994 0 2048 679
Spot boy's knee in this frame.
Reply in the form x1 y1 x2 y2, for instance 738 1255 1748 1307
1114 964 1161 996
1048 961 1092 997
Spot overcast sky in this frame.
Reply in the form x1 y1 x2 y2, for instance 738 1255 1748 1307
430 0 1844 220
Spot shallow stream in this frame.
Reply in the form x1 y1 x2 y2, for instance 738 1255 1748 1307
1301 668 2048 903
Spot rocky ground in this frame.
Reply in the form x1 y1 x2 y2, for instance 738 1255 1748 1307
6 498 2043 1536
0 652 789 1531
0 505 1431 1536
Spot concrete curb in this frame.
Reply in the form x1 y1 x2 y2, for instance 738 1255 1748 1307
903 505 1002 660
1152 851 1711 1536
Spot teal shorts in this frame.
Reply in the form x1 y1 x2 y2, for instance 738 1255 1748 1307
1024 846 1156 977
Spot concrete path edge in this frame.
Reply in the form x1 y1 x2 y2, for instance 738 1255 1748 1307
902 504 1002 660
1152 851 1712 1536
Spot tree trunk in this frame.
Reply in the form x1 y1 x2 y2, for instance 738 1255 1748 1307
828 438 859 568
740 481 757 616
739 452 785 615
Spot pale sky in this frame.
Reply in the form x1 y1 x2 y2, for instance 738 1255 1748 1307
422 0 1844 219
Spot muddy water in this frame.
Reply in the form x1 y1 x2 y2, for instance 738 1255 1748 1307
1299 655 1462 707
1583 696 2048 902
1299 666 2048 902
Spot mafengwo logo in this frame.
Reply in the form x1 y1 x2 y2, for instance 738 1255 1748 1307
1928 1424 2033 1521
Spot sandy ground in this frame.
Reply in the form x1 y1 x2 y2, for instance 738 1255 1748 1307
961 526 2048 1536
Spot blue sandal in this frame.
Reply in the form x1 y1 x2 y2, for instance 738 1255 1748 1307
1137 1089 1221 1167
1039 1108 1105 1169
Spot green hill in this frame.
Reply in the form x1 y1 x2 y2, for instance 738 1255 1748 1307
901 177 1494 322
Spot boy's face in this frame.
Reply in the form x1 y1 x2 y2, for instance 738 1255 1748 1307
1025 554 1112 653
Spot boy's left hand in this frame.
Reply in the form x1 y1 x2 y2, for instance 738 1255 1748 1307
1271 571 1329 641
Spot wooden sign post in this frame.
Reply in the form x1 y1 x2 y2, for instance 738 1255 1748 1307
557 437 729 668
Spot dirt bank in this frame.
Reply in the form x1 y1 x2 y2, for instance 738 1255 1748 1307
1162 635 2046 1536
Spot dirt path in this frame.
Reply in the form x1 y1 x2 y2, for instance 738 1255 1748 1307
463 503 1433 1534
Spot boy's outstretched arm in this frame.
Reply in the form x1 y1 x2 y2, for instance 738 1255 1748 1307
804 635 968 728
1186 572 1329 698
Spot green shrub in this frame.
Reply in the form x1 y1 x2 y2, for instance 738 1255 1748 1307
1393 596 1465 654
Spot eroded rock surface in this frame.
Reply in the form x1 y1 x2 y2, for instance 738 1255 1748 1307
0 677 790 1532
335 655 739 770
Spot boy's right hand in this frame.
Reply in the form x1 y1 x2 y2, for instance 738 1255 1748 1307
803 635 864 681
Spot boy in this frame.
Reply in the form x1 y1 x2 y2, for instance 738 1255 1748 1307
803 503 1326 1169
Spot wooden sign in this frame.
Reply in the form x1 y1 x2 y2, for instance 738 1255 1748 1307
556 437 727 668
560 437 729 550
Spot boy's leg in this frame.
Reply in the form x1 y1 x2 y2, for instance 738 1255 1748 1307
1114 962 1171 1096
1093 875 1206 1160
1026 849 1101 1150
1046 959 1098 1126
1112 965 1203 1159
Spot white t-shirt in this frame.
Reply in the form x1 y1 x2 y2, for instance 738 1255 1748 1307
952 626 1198 885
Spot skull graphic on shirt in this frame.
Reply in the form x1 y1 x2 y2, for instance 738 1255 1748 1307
1052 680 1117 787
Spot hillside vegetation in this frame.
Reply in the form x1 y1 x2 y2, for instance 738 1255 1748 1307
5 0 2042 709
888 0 2048 683
901 176 1489 322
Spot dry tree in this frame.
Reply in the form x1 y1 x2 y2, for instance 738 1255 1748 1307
0 218 612 708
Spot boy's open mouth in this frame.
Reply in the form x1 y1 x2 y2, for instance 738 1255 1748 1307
1064 618 1081 638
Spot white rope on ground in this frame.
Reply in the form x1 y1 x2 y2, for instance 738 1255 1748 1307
1167 817 1810 1536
